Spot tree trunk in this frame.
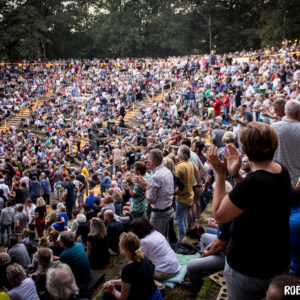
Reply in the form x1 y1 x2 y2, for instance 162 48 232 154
208 16 212 53
282 0 287 40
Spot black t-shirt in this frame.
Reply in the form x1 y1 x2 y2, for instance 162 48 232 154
64 182 75 203
121 257 156 300
234 90 242 107
106 220 124 253
226 166 291 278
76 174 86 186
14 188 29 204
126 151 135 166
76 222 90 244
35 205 46 219
87 235 110 269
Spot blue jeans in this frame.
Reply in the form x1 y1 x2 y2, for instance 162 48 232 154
175 200 189 242
224 106 230 122
1 224 11 245
224 259 270 300
200 190 212 212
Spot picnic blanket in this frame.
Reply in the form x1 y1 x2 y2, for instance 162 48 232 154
161 253 200 288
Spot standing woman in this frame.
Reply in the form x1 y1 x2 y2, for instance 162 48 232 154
207 122 291 300
102 232 163 300
41 173 51 205
86 218 110 269
34 197 46 237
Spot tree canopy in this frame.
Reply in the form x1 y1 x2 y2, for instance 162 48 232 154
0 0 299 59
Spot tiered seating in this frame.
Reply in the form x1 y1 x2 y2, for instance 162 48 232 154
0 96 47 132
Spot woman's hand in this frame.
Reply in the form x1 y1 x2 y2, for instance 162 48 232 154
103 281 114 294
207 145 227 176
225 144 241 176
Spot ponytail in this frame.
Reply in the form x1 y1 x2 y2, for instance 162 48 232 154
119 232 144 263
132 247 144 263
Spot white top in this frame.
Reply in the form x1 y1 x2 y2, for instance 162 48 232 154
141 230 180 274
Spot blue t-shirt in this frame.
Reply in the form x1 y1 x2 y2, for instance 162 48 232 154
53 212 67 231
60 242 91 284
290 205 300 274
85 195 98 210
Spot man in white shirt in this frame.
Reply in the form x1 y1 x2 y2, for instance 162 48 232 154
23 199 36 230
0 178 11 199
245 81 255 97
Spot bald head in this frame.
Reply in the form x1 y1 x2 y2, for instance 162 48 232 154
285 100 300 120
104 209 114 223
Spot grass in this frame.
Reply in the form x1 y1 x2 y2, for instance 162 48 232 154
92 257 219 300
92 202 221 300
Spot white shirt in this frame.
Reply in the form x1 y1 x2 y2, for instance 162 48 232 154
0 183 10 199
141 230 180 274
24 204 36 224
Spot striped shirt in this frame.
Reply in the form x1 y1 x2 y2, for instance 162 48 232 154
272 120 300 185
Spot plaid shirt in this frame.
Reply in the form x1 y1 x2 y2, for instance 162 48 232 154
148 165 174 210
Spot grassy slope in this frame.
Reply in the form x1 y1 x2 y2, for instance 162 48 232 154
93 203 220 300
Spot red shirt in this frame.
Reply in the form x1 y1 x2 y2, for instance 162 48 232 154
211 98 222 115
223 94 230 107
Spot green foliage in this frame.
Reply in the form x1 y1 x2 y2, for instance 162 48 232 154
0 0 299 59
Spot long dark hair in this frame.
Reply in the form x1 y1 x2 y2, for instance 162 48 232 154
130 218 154 239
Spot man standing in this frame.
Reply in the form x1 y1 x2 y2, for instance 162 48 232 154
146 149 174 238
29 176 41 204
14 205 28 242
175 146 195 242
272 100 300 185
41 173 51 205
222 91 231 122
62 177 76 220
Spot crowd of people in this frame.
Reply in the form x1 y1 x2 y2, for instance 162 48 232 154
0 44 300 300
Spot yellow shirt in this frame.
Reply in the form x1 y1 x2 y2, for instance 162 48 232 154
0 292 10 300
82 167 89 177
175 160 194 207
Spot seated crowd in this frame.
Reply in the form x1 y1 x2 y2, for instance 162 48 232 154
0 45 300 300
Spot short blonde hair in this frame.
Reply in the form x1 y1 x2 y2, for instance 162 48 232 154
222 131 236 145
0 253 11 267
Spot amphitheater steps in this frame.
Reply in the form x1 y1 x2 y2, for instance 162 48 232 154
0 94 49 132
